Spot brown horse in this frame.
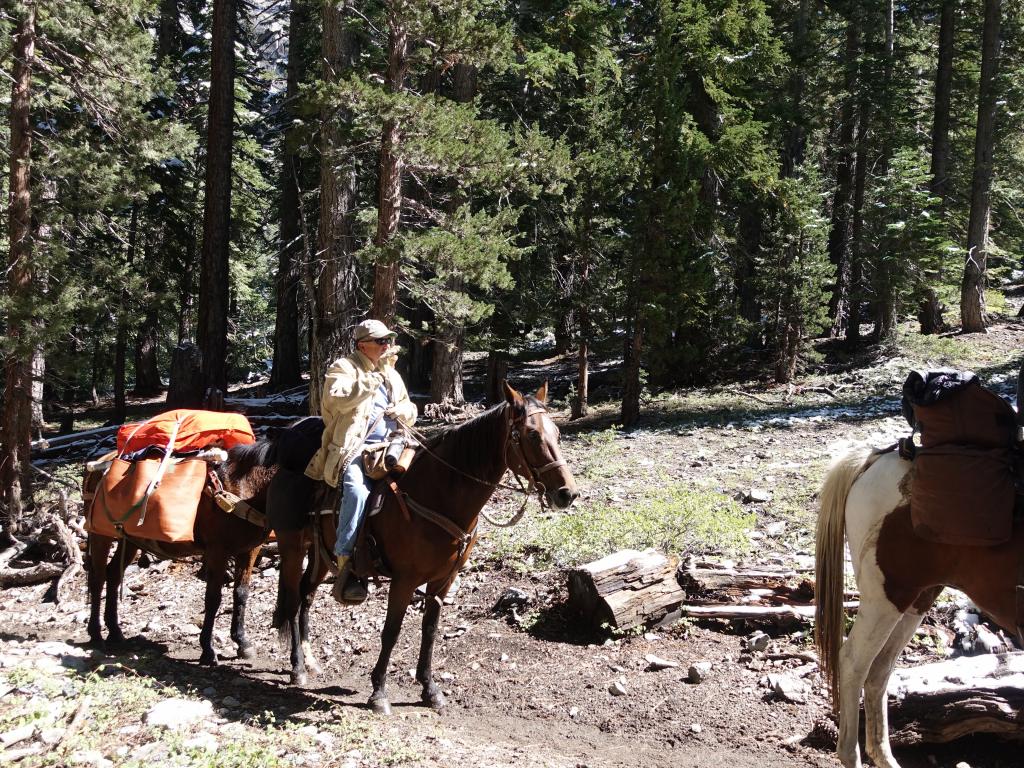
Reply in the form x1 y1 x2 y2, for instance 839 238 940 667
269 381 579 713
85 439 278 665
816 446 1024 768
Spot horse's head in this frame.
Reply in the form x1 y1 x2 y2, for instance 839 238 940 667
503 381 579 510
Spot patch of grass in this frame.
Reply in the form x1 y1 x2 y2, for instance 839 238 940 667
572 426 623 480
896 327 976 366
489 480 754 568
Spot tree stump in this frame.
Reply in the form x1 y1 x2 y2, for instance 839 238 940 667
166 342 203 408
567 548 686 632
887 653 1024 744
486 353 509 405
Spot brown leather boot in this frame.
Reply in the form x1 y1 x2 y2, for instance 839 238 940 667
331 555 368 605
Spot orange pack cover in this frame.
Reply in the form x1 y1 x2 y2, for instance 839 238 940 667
86 458 208 543
117 409 255 454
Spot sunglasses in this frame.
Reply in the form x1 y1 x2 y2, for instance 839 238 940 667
364 337 393 346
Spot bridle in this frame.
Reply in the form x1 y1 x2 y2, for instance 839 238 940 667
396 402 569 526
505 404 568 503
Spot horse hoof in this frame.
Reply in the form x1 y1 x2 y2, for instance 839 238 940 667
369 697 392 716
236 643 256 660
105 632 127 648
199 652 219 667
423 690 447 711
290 670 307 686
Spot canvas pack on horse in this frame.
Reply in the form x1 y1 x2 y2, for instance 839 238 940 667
83 410 278 665
815 369 1024 768
267 381 579 714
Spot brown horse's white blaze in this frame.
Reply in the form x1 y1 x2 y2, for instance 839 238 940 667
815 448 1023 768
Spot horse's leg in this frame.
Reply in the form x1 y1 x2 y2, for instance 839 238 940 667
199 548 228 666
103 539 138 646
298 531 331 677
369 576 417 715
415 578 452 710
836 596 903 768
230 545 262 660
274 529 308 685
86 535 113 647
863 588 940 768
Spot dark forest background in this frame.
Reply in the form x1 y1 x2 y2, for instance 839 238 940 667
2 0 1022 529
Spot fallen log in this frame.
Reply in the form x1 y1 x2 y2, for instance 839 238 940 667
678 602 858 620
887 653 1024 744
679 564 799 594
567 549 686 632
0 562 64 587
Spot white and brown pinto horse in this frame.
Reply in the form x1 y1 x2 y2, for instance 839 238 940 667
816 447 1023 768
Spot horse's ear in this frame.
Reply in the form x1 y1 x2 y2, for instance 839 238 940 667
535 380 548 404
502 380 525 410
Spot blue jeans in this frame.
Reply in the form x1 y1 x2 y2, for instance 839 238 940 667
333 455 373 557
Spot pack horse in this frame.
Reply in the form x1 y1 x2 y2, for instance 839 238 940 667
84 410 277 665
815 369 1024 768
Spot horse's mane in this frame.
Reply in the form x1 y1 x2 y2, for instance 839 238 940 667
226 416 324 478
427 396 541 479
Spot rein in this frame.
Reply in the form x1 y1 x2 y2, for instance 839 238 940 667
398 404 564 525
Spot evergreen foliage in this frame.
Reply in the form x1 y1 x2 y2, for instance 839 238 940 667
2 0 1023 504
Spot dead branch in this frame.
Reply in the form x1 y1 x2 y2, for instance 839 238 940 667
51 513 84 605
724 388 779 405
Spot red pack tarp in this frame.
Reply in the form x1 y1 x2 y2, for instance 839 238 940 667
117 409 255 455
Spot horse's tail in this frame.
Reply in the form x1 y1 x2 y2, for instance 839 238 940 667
815 447 877 712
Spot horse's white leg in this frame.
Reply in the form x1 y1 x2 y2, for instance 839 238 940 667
862 610 927 768
300 640 323 676
837 598 903 768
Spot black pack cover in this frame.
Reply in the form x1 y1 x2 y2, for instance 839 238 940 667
901 369 1018 546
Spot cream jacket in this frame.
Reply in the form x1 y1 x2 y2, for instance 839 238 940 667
304 348 417 488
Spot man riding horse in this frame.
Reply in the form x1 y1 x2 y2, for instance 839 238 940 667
304 319 417 604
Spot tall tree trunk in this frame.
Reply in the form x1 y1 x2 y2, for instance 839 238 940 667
178 229 196 344
370 9 409 325
430 324 464 404
930 0 955 202
848 98 871 343
960 0 1002 333
872 0 898 340
197 0 236 401
270 0 307 391
621 319 644 429
781 0 811 178
133 311 162 396
1 2 36 538
825 18 860 338
114 320 127 424
572 293 590 420
920 0 956 334
309 0 360 413
429 62 475 405
158 0 181 61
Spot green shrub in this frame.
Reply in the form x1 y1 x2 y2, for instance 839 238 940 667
489 481 754 568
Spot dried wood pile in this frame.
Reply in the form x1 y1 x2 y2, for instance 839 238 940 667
566 551 859 633
567 549 685 631
887 653 1024 743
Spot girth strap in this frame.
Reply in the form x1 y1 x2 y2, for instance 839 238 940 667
386 483 475 561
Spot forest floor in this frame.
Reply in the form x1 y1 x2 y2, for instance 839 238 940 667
4 315 1024 768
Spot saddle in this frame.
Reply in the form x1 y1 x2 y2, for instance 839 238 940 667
900 369 1021 546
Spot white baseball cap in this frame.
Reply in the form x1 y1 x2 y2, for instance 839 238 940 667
353 319 397 342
